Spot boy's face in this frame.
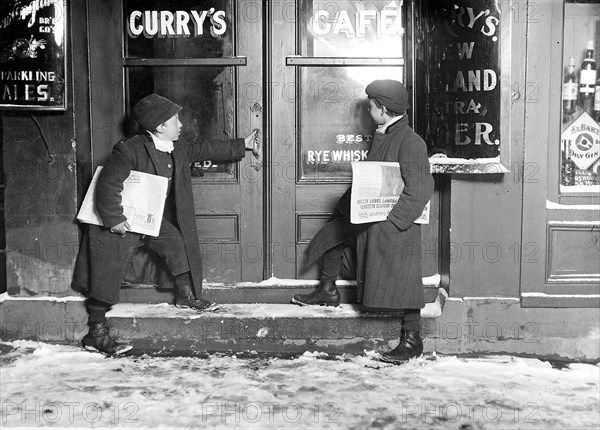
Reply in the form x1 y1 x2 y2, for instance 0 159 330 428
368 99 386 125
157 114 182 141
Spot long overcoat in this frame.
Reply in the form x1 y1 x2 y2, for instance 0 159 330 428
73 133 245 304
356 116 434 309
305 116 433 310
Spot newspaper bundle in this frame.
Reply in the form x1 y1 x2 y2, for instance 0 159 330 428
77 167 169 237
350 161 430 225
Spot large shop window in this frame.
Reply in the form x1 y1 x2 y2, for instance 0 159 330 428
123 0 241 182
560 0 600 194
520 0 599 307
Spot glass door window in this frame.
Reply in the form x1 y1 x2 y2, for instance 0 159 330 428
296 0 406 182
124 0 239 181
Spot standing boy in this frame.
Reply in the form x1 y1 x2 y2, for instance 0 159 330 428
292 80 434 363
74 93 259 355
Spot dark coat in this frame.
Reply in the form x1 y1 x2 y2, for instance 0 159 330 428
357 116 434 309
73 133 245 304
306 116 433 310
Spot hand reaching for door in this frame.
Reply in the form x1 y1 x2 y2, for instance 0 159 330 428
244 129 260 156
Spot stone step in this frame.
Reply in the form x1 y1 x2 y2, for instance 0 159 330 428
105 294 443 355
119 280 441 305
0 288 445 355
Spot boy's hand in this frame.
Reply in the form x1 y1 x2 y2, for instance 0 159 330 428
110 221 131 237
244 129 260 156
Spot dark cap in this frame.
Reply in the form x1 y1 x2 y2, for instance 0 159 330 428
365 79 410 114
132 93 182 131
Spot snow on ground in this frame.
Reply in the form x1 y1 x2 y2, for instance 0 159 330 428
0 341 598 429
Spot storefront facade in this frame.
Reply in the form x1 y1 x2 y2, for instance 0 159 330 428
0 0 598 360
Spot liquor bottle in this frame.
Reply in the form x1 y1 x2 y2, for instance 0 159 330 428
579 40 596 115
594 73 600 123
563 57 578 120
561 139 576 186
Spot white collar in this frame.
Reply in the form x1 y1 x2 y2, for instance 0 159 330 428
148 132 174 153
376 114 404 134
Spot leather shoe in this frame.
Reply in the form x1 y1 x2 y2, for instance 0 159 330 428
82 321 132 356
291 279 341 307
175 284 218 311
380 330 423 364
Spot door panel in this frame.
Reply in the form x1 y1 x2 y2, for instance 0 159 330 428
88 0 263 283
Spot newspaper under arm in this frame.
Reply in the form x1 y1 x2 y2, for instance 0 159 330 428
350 161 430 225
77 167 169 237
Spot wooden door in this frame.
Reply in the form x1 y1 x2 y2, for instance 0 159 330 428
267 0 442 281
87 0 263 283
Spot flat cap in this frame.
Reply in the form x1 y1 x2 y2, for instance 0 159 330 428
365 79 410 114
132 93 182 131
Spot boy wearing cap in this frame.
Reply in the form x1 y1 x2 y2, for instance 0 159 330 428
292 80 434 363
74 93 259 355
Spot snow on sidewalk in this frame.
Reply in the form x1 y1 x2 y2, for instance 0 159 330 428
0 341 598 429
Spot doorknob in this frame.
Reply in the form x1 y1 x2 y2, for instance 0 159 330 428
250 102 263 172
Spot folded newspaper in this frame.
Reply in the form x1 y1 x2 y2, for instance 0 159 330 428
350 161 430 225
77 167 168 237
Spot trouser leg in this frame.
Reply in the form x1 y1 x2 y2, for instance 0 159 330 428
320 244 346 281
143 219 190 277
86 298 111 324
402 309 421 332
144 219 216 311
88 226 141 305
174 271 193 288
338 244 357 280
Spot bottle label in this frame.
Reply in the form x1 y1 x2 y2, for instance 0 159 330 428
580 69 597 87
563 113 600 170
563 82 577 100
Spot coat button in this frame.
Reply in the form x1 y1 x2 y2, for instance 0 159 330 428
168 163 172 168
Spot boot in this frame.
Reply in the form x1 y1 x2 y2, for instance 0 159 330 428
82 321 133 356
291 279 341 307
380 330 423 364
175 284 218 311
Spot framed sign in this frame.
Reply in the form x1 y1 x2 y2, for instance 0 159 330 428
419 0 511 174
0 0 67 111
